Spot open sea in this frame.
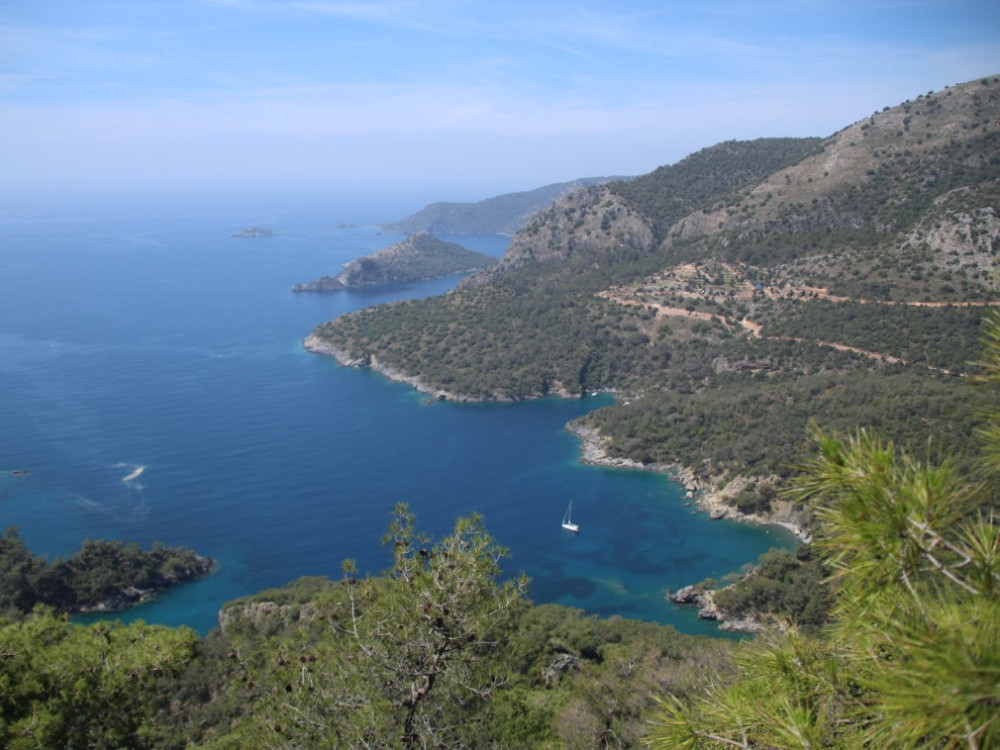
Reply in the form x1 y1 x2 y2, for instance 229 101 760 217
0 195 794 637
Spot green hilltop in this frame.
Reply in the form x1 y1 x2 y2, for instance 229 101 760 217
292 231 497 292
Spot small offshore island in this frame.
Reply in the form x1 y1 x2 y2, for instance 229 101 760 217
292 231 497 291
231 226 273 238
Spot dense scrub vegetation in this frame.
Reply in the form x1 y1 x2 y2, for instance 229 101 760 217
0 530 213 617
0 509 736 748
314 271 663 399
711 546 832 629
650 415 1000 747
610 137 823 239
578 365 989 479
756 299 988 370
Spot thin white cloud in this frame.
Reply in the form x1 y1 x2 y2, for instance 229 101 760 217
0 19 164 91
0 72 44 95
3 0 998 197
289 0 418 23
202 0 262 6
210 0 469 34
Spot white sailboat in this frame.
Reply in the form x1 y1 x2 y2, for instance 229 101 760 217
561 501 580 532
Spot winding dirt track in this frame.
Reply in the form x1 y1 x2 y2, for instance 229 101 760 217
597 290 978 375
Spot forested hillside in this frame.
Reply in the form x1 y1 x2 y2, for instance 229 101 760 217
311 75 1000 524
0 508 737 748
292 232 496 291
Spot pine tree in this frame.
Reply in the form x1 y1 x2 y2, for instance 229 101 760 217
646 313 1000 749
0 611 198 748
218 504 528 748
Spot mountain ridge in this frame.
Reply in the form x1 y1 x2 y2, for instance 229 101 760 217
461 137 822 289
380 176 626 235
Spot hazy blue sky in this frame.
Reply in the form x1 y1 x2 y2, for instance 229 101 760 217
2 1 999 207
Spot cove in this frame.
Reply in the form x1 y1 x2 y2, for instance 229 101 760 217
0 203 794 637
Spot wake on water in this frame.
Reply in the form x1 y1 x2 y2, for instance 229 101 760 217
121 465 145 482
70 463 151 521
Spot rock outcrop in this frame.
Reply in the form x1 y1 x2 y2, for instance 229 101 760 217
666 584 767 633
459 187 655 289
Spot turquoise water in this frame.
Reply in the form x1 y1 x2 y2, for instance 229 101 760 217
0 201 793 636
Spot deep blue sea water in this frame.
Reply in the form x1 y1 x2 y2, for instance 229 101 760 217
0 200 794 637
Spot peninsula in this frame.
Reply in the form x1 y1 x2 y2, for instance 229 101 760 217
0 530 215 615
291 231 497 291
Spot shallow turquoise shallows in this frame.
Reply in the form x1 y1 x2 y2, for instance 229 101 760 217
0 199 793 637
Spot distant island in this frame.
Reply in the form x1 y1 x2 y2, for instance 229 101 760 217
380 177 626 235
292 232 497 292
231 227 273 238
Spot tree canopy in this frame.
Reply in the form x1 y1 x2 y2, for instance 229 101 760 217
646 312 1000 749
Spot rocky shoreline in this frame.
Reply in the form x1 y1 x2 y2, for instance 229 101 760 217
303 337 808 633
664 584 769 633
72 554 216 614
565 422 811 542
302 334 582 403
566 421 812 633
303 334 482 403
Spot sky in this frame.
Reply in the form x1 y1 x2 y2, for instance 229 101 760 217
2 1 1000 210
